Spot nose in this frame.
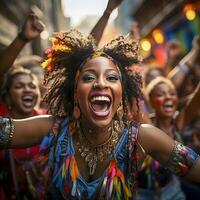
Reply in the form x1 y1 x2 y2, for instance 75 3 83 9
94 76 108 89
165 93 171 99
23 85 33 92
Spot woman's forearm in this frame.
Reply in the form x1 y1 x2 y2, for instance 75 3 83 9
0 115 54 148
0 36 27 80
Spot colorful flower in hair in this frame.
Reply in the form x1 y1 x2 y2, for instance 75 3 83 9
41 33 72 71
41 58 54 71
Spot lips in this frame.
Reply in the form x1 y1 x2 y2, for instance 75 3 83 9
90 94 111 117
162 101 175 113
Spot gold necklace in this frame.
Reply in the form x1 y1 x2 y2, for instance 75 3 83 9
76 123 119 175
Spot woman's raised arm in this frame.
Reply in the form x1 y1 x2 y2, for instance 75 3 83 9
0 10 44 84
90 0 123 45
0 115 54 148
167 35 200 89
138 124 200 183
178 82 200 128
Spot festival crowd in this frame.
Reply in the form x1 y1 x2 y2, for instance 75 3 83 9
0 0 200 199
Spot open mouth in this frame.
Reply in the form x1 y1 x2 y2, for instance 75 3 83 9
90 95 111 117
163 101 175 112
21 95 35 108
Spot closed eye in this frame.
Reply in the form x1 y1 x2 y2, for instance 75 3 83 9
14 83 23 89
155 93 163 97
29 83 37 89
170 92 176 96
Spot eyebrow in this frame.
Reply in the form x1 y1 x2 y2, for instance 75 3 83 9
82 68 119 74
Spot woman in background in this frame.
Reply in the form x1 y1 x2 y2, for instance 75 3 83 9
0 66 46 200
136 77 200 200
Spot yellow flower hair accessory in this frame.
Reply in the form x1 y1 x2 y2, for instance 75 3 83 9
41 32 72 71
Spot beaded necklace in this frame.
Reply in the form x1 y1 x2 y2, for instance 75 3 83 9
39 118 140 199
76 122 119 175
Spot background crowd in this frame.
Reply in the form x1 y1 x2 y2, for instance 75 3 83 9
0 0 199 199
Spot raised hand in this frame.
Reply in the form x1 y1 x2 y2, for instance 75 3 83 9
105 0 124 13
19 10 45 41
0 10 45 82
90 0 124 45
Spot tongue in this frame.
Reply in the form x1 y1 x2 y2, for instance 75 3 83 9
92 103 108 112
91 102 110 117
23 100 34 108
164 107 173 112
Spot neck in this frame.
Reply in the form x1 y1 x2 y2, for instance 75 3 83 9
9 109 34 119
80 118 112 146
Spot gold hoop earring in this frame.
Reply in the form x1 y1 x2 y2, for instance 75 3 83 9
73 105 80 119
117 101 123 118
69 96 80 135
72 93 80 120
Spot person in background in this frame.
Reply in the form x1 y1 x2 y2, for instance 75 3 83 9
14 55 44 90
0 66 46 199
0 9 45 85
135 77 200 200
164 40 182 75
167 35 200 96
90 0 123 46
14 55 47 112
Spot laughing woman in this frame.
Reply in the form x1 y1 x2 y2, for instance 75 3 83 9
0 30 200 200
136 77 200 200
0 66 46 199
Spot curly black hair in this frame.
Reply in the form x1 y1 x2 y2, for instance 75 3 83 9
43 29 143 121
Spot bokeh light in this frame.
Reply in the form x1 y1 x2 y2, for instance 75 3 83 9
184 4 196 21
185 9 196 21
152 29 164 44
40 30 49 40
140 39 151 52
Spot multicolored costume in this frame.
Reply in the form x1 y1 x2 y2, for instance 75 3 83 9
39 118 139 200
38 118 200 200
136 124 199 200
0 102 46 200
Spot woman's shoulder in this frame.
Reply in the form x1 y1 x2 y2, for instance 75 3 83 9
139 123 166 140
138 123 175 154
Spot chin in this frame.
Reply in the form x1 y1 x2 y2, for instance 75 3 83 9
90 117 112 129
22 109 34 116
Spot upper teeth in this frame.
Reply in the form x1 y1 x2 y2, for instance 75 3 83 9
23 95 33 101
164 102 173 106
91 96 110 102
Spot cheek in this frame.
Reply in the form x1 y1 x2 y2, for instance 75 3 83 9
8 90 21 107
151 97 164 108
172 96 178 106
116 86 122 100
114 85 122 104
9 89 21 99
76 86 90 108
35 89 39 97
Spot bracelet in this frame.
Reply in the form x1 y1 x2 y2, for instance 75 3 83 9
166 141 199 177
18 32 30 42
0 117 14 148
7 118 14 147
